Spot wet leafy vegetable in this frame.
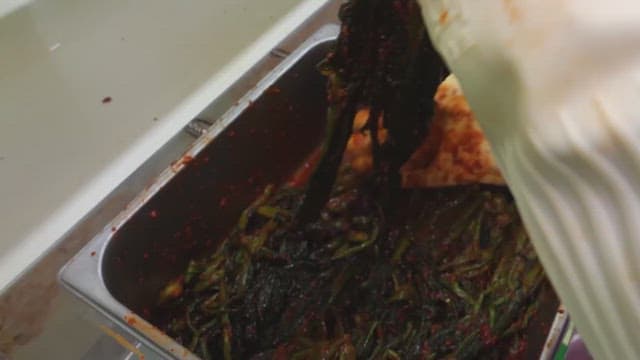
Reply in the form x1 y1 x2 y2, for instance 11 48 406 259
157 1 556 359
297 0 445 223
158 166 553 359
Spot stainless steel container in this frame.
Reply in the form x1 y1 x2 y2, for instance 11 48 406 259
61 14 568 360
61 22 339 360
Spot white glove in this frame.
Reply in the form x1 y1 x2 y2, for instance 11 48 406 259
418 0 640 358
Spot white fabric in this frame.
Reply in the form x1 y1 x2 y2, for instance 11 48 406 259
418 1 640 358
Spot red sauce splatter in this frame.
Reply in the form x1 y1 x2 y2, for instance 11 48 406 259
90 251 96 257
102 96 112 104
439 10 449 25
149 210 158 219
503 0 522 23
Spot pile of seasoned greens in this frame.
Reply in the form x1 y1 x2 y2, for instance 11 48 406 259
156 0 556 359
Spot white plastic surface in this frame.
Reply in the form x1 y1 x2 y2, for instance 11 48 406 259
420 0 640 358
0 0 328 293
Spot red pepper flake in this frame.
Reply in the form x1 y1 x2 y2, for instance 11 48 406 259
149 210 158 219
143 252 150 259
219 197 229 208
90 251 96 257
111 227 117 232
102 96 112 104
183 155 194 164
228 130 236 137
480 323 497 345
